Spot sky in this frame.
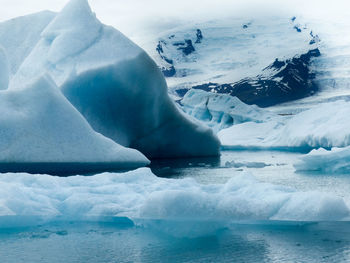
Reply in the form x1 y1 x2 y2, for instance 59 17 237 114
1 0 349 40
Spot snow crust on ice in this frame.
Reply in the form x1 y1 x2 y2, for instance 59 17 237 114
0 74 149 167
0 168 348 228
294 147 350 173
7 0 219 158
0 46 9 90
181 89 273 132
219 100 350 150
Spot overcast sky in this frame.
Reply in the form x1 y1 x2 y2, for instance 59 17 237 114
1 0 349 38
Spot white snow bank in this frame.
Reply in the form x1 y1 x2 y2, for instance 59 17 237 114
181 89 273 132
0 46 9 90
0 168 348 228
0 75 149 169
219 100 350 150
8 0 219 158
294 147 350 173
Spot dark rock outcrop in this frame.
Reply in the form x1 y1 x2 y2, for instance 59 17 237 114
191 48 321 107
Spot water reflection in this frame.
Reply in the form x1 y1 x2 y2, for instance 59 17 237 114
150 155 221 178
1 222 350 263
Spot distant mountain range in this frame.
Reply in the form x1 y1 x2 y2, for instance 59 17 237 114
153 16 322 107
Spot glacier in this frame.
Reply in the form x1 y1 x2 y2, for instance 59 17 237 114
0 75 149 173
0 168 348 230
3 0 220 159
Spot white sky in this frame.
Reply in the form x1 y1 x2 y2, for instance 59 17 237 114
1 0 349 38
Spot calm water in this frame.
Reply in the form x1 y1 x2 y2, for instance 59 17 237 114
152 150 350 200
1 221 350 263
2 150 350 263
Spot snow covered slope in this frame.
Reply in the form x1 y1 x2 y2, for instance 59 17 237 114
1 0 220 159
148 16 321 107
0 75 149 174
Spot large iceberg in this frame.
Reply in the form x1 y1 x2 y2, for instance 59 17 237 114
0 168 348 229
5 0 220 159
0 46 9 90
0 75 149 174
0 11 55 75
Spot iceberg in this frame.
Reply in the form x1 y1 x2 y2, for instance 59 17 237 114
0 75 149 174
219 100 350 151
294 147 350 173
0 168 348 229
6 0 220 159
181 89 274 132
219 120 288 150
0 11 55 75
0 46 9 90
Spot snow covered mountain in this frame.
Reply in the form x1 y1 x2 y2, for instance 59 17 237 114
190 48 320 107
149 16 322 107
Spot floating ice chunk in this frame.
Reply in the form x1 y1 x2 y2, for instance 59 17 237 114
294 147 350 173
272 191 349 221
273 100 350 149
0 75 149 172
9 0 219 158
0 46 9 90
219 100 350 151
0 168 348 229
181 89 273 132
225 160 271 168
